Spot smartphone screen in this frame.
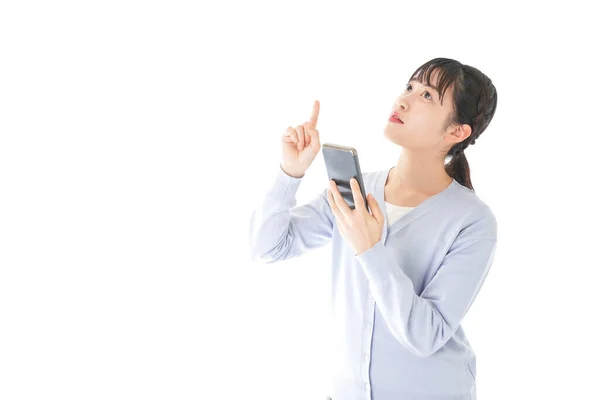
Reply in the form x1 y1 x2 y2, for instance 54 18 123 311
322 143 368 211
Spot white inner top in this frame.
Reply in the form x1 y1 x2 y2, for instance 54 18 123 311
384 201 416 227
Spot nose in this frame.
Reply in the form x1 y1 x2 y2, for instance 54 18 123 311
394 93 412 111
394 100 408 112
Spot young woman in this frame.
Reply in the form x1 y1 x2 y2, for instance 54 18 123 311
249 57 498 400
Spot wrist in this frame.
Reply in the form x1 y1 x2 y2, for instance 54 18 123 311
280 163 305 179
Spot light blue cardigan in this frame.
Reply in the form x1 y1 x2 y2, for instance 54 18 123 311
249 165 498 400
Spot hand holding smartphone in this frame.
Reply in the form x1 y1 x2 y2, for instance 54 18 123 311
322 143 368 211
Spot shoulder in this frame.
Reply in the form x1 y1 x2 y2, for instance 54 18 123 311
450 181 497 241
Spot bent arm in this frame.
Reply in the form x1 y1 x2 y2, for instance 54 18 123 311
356 214 497 357
249 165 334 263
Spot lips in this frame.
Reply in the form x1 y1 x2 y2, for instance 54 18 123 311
389 112 404 124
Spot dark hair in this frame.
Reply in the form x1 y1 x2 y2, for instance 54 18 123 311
408 58 498 192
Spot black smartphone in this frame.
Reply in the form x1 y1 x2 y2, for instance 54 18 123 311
322 143 368 211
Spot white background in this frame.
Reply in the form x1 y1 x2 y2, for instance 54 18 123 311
1 1 599 399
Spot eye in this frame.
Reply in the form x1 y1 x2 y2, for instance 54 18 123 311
405 83 433 100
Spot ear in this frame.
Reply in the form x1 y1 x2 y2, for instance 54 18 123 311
447 123 472 146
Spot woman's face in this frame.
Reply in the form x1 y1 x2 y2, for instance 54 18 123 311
384 69 457 154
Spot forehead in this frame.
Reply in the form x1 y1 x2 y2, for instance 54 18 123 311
411 68 441 89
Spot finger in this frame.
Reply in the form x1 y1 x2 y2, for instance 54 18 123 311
327 188 349 232
309 100 320 127
295 125 305 150
303 122 311 147
367 193 385 223
287 127 298 145
329 180 352 218
282 130 294 143
327 188 342 219
305 121 320 149
350 178 367 211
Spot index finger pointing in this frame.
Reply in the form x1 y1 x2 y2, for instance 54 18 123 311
309 100 320 127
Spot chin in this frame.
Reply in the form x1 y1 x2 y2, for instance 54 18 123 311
383 126 408 147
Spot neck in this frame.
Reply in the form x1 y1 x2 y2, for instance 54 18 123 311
387 148 453 195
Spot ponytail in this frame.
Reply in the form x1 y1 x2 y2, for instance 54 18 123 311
445 150 473 191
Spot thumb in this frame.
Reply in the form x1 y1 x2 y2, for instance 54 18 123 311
367 193 384 223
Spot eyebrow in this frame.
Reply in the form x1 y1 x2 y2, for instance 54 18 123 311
409 79 440 99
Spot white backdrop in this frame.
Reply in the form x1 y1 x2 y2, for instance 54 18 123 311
1 1 599 399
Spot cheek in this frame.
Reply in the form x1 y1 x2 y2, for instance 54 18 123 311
418 111 445 129
411 116 445 144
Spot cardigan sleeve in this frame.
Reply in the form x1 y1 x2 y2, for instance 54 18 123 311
248 165 334 263
356 210 497 357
